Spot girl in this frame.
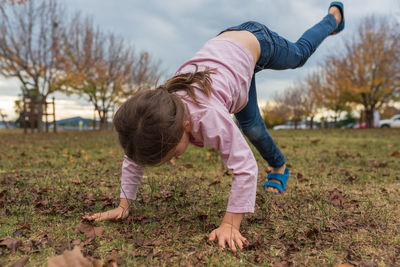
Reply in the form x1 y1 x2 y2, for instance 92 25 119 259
84 2 344 252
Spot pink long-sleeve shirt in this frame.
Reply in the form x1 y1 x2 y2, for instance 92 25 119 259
120 38 258 213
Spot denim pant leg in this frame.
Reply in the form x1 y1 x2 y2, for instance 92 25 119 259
221 14 336 72
234 76 286 168
260 14 337 70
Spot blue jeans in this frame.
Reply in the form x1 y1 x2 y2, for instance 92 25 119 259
220 14 337 168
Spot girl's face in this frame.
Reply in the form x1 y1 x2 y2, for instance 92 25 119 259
159 120 191 164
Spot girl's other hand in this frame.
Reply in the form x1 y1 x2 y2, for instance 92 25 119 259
82 206 129 222
208 222 249 252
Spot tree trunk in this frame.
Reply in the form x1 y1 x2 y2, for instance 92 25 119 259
365 108 374 128
37 95 44 133
310 117 314 129
98 109 108 130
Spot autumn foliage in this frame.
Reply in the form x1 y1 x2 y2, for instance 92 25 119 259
264 16 400 128
0 0 161 131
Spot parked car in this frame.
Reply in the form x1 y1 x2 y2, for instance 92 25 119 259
354 123 367 129
379 114 400 128
273 123 307 130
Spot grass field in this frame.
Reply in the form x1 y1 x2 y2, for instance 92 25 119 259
1 129 399 266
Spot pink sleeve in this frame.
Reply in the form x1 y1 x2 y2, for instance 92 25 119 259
120 155 145 200
192 108 258 213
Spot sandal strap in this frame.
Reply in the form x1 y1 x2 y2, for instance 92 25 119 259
264 168 290 192
263 181 285 192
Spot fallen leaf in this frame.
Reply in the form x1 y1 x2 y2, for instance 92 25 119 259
143 239 162 247
105 250 123 265
272 260 290 267
73 179 82 184
146 249 154 264
0 237 23 252
183 164 194 169
328 188 345 207
77 223 105 240
359 259 377 267
296 172 309 182
305 227 319 239
334 265 354 267
47 246 104 267
11 256 29 267
390 150 400 157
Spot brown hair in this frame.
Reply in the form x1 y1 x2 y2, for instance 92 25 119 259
113 65 215 165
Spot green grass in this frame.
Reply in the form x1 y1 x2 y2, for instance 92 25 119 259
1 128 399 266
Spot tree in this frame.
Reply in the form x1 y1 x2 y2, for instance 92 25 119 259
0 0 65 132
2 0 25 5
312 60 350 127
274 86 306 129
380 104 400 119
336 16 400 127
62 16 161 129
301 73 322 129
262 101 289 128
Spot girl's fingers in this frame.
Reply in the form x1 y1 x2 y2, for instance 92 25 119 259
239 235 249 246
229 238 237 252
83 208 126 222
89 212 106 221
218 237 226 249
209 230 216 241
235 236 243 250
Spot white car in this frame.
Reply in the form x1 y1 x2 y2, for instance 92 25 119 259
273 123 307 130
379 114 400 128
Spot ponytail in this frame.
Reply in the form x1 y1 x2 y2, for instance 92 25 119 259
158 64 216 103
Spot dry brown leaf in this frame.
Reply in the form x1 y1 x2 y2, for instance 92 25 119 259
48 246 92 267
334 265 354 267
328 188 344 207
272 261 290 267
0 237 23 252
77 223 105 239
390 150 400 157
104 250 122 265
11 256 29 267
47 246 109 267
73 179 82 184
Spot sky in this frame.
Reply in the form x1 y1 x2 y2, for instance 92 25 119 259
0 0 399 120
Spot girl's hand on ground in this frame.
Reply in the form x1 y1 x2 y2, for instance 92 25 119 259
82 206 129 222
209 222 248 252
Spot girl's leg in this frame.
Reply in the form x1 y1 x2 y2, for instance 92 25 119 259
221 14 337 73
260 14 337 70
230 14 337 163
235 76 286 168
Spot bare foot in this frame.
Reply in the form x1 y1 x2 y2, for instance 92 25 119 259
329 6 342 26
265 164 286 193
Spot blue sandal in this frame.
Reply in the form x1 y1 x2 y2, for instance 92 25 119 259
329 1 345 35
263 168 290 193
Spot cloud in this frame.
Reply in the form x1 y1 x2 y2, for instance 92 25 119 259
0 96 18 120
0 77 21 97
0 0 398 119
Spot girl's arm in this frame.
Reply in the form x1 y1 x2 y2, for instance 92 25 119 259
83 155 145 221
191 108 258 250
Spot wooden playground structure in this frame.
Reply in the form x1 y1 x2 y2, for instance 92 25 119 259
22 96 57 134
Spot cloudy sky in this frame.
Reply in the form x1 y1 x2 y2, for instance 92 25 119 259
0 0 399 120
